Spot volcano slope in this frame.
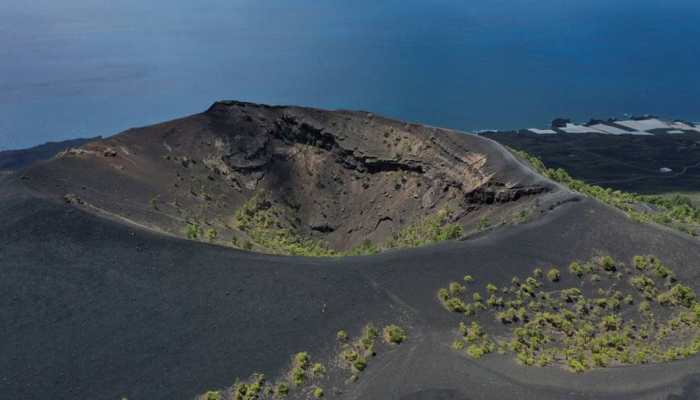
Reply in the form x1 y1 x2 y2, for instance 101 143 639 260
2 104 700 400
482 130 700 195
18 101 548 255
0 136 98 174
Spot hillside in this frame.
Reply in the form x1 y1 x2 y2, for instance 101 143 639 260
483 128 700 195
4 179 700 400
0 136 99 173
3 104 700 400
20 101 551 254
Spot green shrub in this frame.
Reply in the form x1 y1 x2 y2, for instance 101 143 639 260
346 239 379 256
337 330 349 342
567 359 588 373
352 358 367 372
444 297 468 313
560 288 582 303
464 275 475 283
311 363 326 378
275 382 289 396
598 256 616 272
185 223 200 239
569 261 585 277
547 268 560 282
203 391 221 400
363 324 380 339
383 325 408 344
633 255 649 271
387 208 464 249
290 366 305 386
477 216 491 231
293 352 310 369
342 349 359 362
486 283 498 294
312 387 324 398
449 281 466 295
466 344 485 359
205 228 217 241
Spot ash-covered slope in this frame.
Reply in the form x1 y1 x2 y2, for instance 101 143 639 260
4 104 700 400
0 136 98 173
21 101 550 253
3 179 700 400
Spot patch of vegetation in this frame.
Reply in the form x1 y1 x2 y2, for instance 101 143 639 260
198 351 326 400
546 268 560 282
229 192 463 257
383 324 408 344
205 228 218 242
233 191 337 256
337 323 408 382
386 208 464 249
477 216 491 231
202 391 221 400
290 352 310 386
438 255 700 372
513 149 700 237
232 373 266 400
344 239 380 256
185 222 201 239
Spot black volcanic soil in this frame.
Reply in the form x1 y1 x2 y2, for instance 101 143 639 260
3 105 700 400
20 101 549 251
484 131 700 194
3 180 700 400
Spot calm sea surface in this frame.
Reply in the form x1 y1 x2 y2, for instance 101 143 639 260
1 0 699 149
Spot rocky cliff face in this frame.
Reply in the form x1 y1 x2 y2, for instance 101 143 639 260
20 101 551 252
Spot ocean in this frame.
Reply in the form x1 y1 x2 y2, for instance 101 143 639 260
1 0 699 149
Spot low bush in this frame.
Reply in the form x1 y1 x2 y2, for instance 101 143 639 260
383 324 408 344
276 382 289 396
387 208 464 248
598 256 616 272
352 358 367 372
547 268 560 282
185 222 200 239
203 391 221 400
311 363 326 378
